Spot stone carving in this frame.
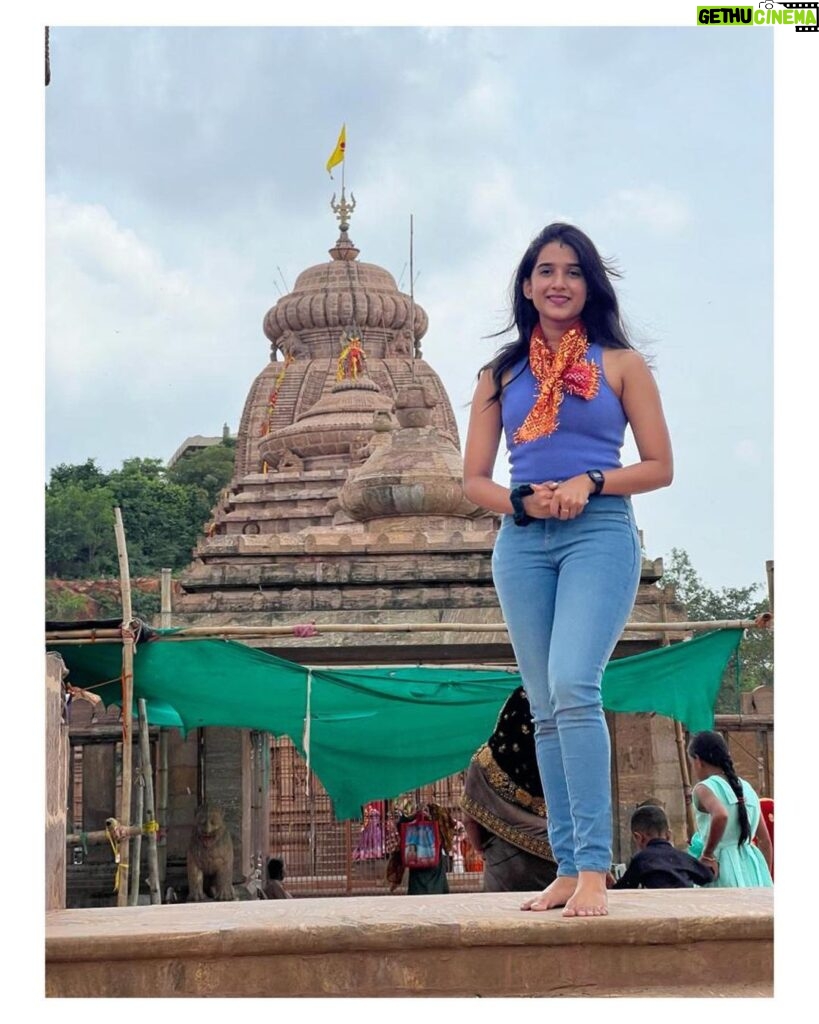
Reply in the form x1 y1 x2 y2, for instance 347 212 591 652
186 804 236 902
277 450 304 472
275 331 307 361
394 328 413 356
395 383 436 428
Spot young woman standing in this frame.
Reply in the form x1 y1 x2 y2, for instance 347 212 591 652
463 223 673 916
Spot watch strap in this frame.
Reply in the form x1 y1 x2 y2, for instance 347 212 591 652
586 470 605 495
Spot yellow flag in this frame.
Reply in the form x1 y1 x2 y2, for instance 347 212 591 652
326 124 346 176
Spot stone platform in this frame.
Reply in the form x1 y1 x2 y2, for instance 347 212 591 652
45 888 772 998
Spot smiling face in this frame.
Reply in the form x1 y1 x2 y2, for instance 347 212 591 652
522 240 588 338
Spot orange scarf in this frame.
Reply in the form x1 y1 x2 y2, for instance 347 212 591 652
513 322 600 444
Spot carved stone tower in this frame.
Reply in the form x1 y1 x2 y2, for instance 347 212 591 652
174 197 504 660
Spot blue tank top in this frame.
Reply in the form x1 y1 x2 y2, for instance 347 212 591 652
501 342 627 485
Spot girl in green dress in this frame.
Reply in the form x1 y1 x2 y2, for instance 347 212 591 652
688 731 773 887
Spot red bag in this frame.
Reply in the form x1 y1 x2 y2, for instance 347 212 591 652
399 810 441 869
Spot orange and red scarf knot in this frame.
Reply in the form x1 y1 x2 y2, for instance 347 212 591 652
513 322 599 444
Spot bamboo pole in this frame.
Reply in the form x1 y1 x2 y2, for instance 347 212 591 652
157 730 169 886
46 618 769 644
113 506 134 907
160 568 173 629
66 822 147 846
659 594 698 841
137 698 162 904
674 723 696 841
345 820 353 895
129 769 144 905
250 731 266 895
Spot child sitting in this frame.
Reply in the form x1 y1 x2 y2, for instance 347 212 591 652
613 804 715 889
264 856 293 899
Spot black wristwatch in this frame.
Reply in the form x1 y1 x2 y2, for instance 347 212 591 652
586 469 605 495
509 484 534 526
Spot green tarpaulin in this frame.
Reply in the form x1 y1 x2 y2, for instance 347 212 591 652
53 627 742 820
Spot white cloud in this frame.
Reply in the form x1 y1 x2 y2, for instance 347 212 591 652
734 439 760 464
595 184 692 234
45 195 259 469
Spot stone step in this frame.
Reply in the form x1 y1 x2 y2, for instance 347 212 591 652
46 888 772 998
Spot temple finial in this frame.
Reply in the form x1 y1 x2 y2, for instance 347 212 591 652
329 187 359 261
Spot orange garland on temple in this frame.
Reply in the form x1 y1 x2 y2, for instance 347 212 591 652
336 332 366 381
260 354 294 437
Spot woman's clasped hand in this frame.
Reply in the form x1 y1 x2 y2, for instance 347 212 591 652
523 477 594 520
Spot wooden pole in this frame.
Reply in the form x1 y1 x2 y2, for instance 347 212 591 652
674 723 697 841
659 591 697 841
137 698 162 904
765 560 774 615
46 654 69 911
113 506 134 907
249 730 267 895
129 768 144 905
157 730 169 887
345 820 353 894
67 823 148 846
160 568 173 629
46 618 769 644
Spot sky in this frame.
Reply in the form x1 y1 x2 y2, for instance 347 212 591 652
40 16 781 593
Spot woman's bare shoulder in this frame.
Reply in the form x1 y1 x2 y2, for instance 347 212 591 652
605 347 648 370
601 347 653 394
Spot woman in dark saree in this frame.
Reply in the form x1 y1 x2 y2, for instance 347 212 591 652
461 687 558 892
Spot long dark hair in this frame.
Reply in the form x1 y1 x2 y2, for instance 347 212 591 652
688 731 751 847
482 223 633 402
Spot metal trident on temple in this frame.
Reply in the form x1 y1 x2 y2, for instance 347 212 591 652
330 188 356 234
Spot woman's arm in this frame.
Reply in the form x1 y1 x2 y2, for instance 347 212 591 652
462 369 556 519
546 349 674 515
692 782 729 863
754 811 774 873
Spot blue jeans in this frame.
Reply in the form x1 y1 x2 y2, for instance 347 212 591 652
491 495 641 875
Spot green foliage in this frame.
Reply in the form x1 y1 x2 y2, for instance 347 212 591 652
107 459 212 576
45 588 91 621
166 442 236 507
131 590 162 621
45 448 231 579
659 548 773 713
45 482 120 577
48 458 110 491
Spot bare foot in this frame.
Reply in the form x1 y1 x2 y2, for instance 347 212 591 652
562 871 608 917
520 875 577 911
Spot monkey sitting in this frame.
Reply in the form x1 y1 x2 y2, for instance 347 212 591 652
187 804 236 901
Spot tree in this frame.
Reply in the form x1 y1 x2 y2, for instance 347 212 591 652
166 441 235 507
107 458 212 575
45 453 219 582
659 548 773 712
48 458 110 491
45 483 119 578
